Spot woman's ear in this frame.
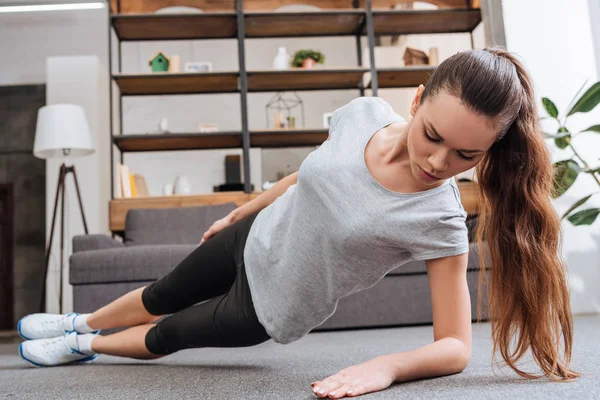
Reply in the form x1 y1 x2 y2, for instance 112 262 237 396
410 85 425 117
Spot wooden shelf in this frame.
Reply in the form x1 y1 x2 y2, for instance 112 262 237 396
109 192 261 232
114 129 329 152
114 132 244 152
371 8 481 35
111 8 480 40
113 72 239 95
249 128 329 147
245 10 365 37
109 182 480 232
371 67 436 89
109 0 475 14
112 12 238 40
113 68 435 95
247 67 369 92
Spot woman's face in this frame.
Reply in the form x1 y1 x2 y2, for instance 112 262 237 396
406 86 499 185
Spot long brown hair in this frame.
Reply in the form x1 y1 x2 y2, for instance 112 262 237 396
421 47 580 380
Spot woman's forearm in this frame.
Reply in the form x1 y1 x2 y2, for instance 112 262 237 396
230 171 298 222
383 337 471 383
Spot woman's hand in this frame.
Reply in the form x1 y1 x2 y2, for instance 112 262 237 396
310 355 395 398
199 214 236 245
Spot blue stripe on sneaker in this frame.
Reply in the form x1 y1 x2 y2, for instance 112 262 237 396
19 343 44 368
17 318 33 341
75 354 99 363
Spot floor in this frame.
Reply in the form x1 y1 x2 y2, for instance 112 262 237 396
0 315 598 399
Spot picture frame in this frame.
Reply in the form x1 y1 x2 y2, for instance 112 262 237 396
184 61 213 73
322 112 334 128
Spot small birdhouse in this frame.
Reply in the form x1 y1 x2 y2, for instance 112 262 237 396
148 52 171 72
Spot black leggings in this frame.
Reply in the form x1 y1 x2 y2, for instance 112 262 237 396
141 211 271 355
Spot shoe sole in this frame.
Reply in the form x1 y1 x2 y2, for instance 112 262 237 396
17 315 101 340
19 343 99 368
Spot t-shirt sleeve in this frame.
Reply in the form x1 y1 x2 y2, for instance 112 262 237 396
327 101 351 139
409 211 470 261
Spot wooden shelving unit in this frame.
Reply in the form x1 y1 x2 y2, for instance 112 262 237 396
109 191 262 232
113 67 439 96
245 10 365 37
108 0 484 228
371 8 481 35
114 129 329 152
246 68 369 92
114 132 245 152
112 12 238 40
114 72 239 95
111 8 482 41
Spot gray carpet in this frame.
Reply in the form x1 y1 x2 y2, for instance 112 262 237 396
0 315 598 399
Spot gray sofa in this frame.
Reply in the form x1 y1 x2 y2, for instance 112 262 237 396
70 203 489 333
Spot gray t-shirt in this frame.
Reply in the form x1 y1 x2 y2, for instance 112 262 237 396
244 96 469 344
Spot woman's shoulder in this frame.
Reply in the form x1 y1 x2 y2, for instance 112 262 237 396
340 97 404 123
346 96 393 110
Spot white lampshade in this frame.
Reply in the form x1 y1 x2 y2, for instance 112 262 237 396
33 104 95 159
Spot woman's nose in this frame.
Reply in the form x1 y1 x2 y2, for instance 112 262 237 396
428 150 449 172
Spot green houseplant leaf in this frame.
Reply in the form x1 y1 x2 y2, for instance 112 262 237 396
554 127 571 149
542 97 559 118
582 124 600 133
567 208 600 225
567 82 600 116
561 194 593 220
552 160 581 198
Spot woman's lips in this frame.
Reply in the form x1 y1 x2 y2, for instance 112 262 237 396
419 166 439 181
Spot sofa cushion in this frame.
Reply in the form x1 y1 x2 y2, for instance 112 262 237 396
124 203 238 246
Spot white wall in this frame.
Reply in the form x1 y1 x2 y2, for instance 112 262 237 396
503 0 600 314
589 0 600 79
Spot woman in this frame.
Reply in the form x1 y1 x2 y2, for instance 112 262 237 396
18 47 580 398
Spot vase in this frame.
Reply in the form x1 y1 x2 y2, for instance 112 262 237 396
173 175 192 194
302 58 316 69
273 46 291 70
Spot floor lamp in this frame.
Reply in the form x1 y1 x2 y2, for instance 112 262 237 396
33 104 95 314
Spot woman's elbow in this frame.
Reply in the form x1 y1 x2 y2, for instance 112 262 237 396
455 345 471 372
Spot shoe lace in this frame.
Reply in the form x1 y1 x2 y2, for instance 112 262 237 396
41 318 62 334
45 336 71 356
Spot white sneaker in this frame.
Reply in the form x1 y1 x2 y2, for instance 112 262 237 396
18 313 100 340
19 332 99 367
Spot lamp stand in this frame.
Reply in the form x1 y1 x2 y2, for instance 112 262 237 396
40 163 88 314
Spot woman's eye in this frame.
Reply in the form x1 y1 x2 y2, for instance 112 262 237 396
424 130 439 142
424 129 475 161
458 152 475 161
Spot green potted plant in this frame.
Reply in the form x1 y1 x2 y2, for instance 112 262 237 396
543 81 600 226
291 49 326 69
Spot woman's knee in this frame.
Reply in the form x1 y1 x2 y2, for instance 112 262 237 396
144 324 177 356
141 283 180 316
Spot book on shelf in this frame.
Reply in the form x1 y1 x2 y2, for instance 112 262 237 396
117 163 150 198
133 174 150 197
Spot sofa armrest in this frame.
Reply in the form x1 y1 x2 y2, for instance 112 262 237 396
73 234 125 253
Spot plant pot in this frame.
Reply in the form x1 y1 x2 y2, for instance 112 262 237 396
302 58 316 69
